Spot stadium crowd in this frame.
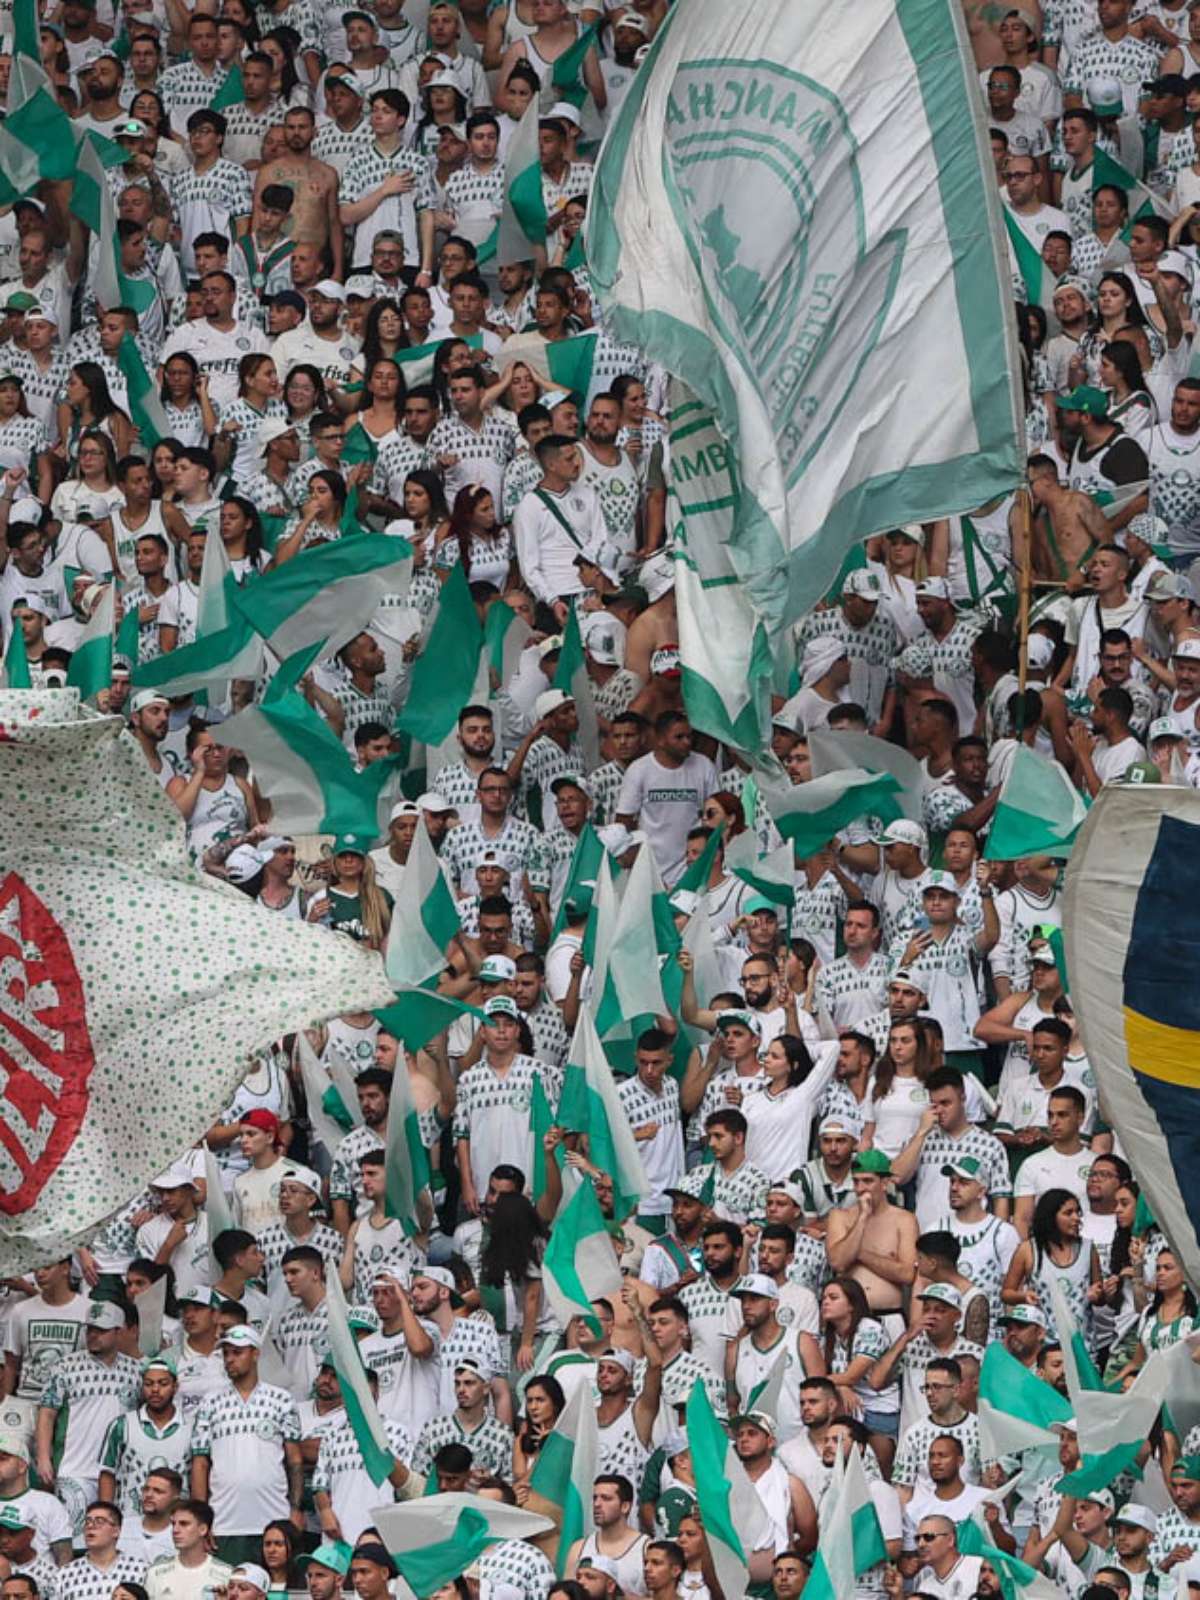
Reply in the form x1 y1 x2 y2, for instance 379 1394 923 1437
2 0 1200 1596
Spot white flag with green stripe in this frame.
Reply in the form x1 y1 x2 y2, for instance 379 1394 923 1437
133 527 261 697
383 816 460 989
1002 207 1061 333
493 101 547 266
586 0 1023 748
119 334 172 447
382 1050 431 1241
804 1442 888 1600
529 1381 598 1573
603 842 668 1027
983 745 1088 862
557 1005 648 1222
203 1140 236 1278
325 1268 394 1485
542 1174 622 1332
228 534 412 662
296 1031 360 1157
724 831 796 910
684 1379 772 1600
64 583 114 701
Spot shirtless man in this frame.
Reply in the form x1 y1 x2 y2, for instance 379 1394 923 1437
963 0 1041 68
1025 453 1111 581
624 555 677 687
253 106 342 278
824 1151 918 1322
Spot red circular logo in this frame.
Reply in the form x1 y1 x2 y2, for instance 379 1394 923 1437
0 872 94 1214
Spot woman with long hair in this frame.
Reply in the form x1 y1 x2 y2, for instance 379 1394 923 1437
1113 1246 1198 1387
1098 338 1155 441
349 358 405 453
441 484 514 590
1002 1188 1102 1351
57 362 133 468
1102 1178 1156 1364
479 1190 551 1377
0 374 52 502
699 791 747 839
431 337 480 410
511 1373 565 1484
862 1021 932 1159
283 363 328 454
260 26 307 107
1080 271 1158 383
150 439 184 501
51 428 123 524
741 1034 840 1182
414 76 469 157
160 351 218 446
220 495 269 578
272 469 349 563
306 836 392 948
401 469 452 570
129 89 191 179
261 1520 305 1593
869 525 925 644
219 353 286 483
816 1275 899 1470
350 300 408 384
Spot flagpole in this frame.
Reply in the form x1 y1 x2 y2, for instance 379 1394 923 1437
1015 486 1034 731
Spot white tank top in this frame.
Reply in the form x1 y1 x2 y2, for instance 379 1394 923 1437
502 0 538 46
186 775 249 856
1034 1238 1094 1344
753 1457 792 1552
112 502 172 582
578 1532 649 1598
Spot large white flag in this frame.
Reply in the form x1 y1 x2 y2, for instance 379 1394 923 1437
0 690 394 1270
587 0 1023 747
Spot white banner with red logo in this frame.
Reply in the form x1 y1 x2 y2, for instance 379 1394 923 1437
0 689 393 1271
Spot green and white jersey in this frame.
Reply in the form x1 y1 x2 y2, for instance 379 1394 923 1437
328 1122 385 1211
442 816 541 896
517 733 584 827
311 1414 412 1542
1149 1506 1200 1572
0 1487 71 1557
311 117 372 177
189 1379 301 1535
144 1551 232 1600
276 1300 330 1398
435 1313 507 1414
99 1406 192 1514
814 952 890 1029
502 451 542 521
370 431 436 501
617 1074 683 1216
679 1274 736 1379
795 607 898 724
478 1539 556 1600
589 759 629 828
360 1319 442 1433
710 1158 770 1224
635 1348 723 1416
792 873 849 967
452 1054 563 1200
349 1215 423 1305
341 146 436 268
893 1410 983 1490
413 1410 513 1477
893 1331 985 1431
41 1351 143 1481
258 1221 344 1290
937 1212 1021 1328
915 1126 1011 1231
580 443 640 557
55 1553 147 1600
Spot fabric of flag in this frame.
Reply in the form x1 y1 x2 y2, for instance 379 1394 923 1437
133 523 261 697
373 1494 555 1594
542 1175 622 1335
227 532 412 663
494 101 546 266
203 1140 235 1278
977 1342 1071 1462
383 817 461 989
396 561 482 745
499 331 600 404
0 689 394 1269
64 584 114 701
297 1032 357 1157
557 1006 647 1221
808 726 930 822
69 137 155 314
1093 144 1169 233
210 63 244 110
1 614 31 689
724 832 795 909
596 838 668 1034
529 1381 598 1572
1 54 80 186
382 1052 430 1240
959 1516 1062 1600
324 1269 393 1485
684 1379 772 1600
550 822 604 943
1060 789 1200 1299
757 767 902 858
587 0 1022 749
375 989 483 1054
113 595 139 673
804 1442 888 1600
119 334 172 448
676 818 724 895
984 745 1088 861
1002 207 1060 332
550 22 600 107
393 332 482 386
529 1070 558 1203
552 603 600 771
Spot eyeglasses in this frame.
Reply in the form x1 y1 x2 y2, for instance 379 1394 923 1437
915 1532 944 1544
84 1517 120 1528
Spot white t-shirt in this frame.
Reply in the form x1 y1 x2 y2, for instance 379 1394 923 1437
616 750 719 885
1013 1144 1093 1205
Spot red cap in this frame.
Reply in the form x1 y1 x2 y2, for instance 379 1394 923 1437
241 1109 280 1135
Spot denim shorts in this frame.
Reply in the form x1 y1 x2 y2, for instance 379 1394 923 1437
862 1407 900 1438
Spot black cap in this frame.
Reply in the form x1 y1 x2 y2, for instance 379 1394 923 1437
1151 73 1188 97
270 290 306 315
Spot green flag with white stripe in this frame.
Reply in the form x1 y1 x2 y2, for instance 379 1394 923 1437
493 101 546 267
396 560 482 745
529 1381 598 1573
804 1441 888 1600
557 1005 648 1222
542 1176 622 1335
684 1379 772 1600
119 334 172 448
325 1269 394 1485
983 746 1088 862
2 612 32 689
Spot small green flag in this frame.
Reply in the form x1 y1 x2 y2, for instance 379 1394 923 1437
550 22 600 108
210 63 243 110
118 333 172 448
396 561 482 745
3 612 32 688
676 819 724 895
382 1052 431 1240
392 1505 493 1594
65 583 115 701
984 746 1088 862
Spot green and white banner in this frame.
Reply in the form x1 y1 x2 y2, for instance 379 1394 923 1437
587 0 1023 748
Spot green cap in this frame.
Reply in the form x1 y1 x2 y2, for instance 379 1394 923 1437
332 832 368 855
941 1156 984 1180
743 893 780 915
309 1541 353 1576
3 292 36 313
141 1351 178 1375
1173 1455 1200 1481
1054 385 1109 417
0 1505 33 1532
1121 761 1161 785
852 1150 893 1176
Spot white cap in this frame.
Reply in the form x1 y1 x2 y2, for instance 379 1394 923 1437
229 1565 270 1594
1113 1502 1158 1533
417 791 452 813
640 550 675 601
10 495 43 525
130 688 169 714
581 610 626 666
535 687 574 719
389 799 420 822
732 1273 780 1301
597 823 635 855
344 274 376 298
842 568 882 600
1159 249 1194 285
536 633 564 660
880 819 928 851
916 575 953 601
279 1167 322 1196
311 278 347 302
1173 638 1200 660
543 100 583 127
1149 716 1185 741
151 1161 196 1189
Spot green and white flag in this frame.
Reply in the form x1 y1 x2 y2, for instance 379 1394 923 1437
1002 207 1061 333
324 1268 393 1485
133 518 261 697
382 1051 431 1241
977 1342 1072 1461
587 0 1022 748
497 330 600 403
808 726 936 824
393 332 482 387
383 816 461 989
724 831 795 909
1093 145 1170 232
529 1380 599 1573
203 1140 236 1278
119 333 172 448
805 1441 888 1600
553 604 600 772
551 22 600 107
1046 1277 1150 1493
984 745 1088 862
542 1175 622 1334
758 766 903 859
373 1494 556 1596
0 692 394 1271
219 655 397 840
960 1513 1063 1600
557 1005 648 1222
1 613 32 689
396 561 482 745
493 101 546 266
65 583 115 701
296 1031 359 1157
69 136 155 315
228 532 412 663
684 1379 772 1600
600 841 668 1031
